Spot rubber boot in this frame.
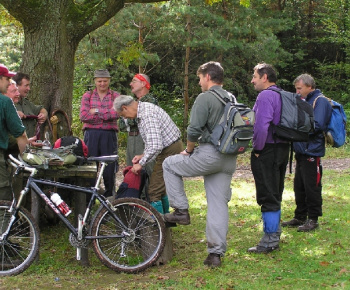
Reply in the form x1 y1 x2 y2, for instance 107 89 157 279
161 195 170 214
150 200 164 214
259 210 281 249
247 210 281 253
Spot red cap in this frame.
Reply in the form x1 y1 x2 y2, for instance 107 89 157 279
0 64 16 77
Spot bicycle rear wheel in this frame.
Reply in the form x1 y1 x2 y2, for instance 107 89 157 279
91 198 165 273
0 201 40 276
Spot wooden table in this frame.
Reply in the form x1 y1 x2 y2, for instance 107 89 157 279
30 163 97 266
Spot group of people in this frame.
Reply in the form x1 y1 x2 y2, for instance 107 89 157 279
0 60 332 269
0 65 49 200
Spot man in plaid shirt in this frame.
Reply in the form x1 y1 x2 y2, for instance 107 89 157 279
80 69 120 197
113 95 182 214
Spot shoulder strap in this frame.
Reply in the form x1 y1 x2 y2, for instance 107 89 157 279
265 87 282 94
209 89 237 105
205 89 237 134
312 94 330 108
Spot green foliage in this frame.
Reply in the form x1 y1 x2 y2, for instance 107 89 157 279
0 6 23 70
152 83 185 130
73 0 292 107
2 0 350 138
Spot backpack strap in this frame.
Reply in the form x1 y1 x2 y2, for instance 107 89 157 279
264 87 295 173
312 94 331 149
209 89 237 105
205 89 236 134
312 94 330 108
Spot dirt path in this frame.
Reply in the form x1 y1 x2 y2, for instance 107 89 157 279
116 158 350 185
233 157 350 179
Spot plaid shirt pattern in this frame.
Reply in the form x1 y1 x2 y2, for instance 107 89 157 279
80 88 120 131
137 102 181 166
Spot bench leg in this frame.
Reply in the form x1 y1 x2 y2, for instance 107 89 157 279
155 227 173 265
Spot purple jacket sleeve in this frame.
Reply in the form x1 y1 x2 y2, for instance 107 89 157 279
252 89 281 152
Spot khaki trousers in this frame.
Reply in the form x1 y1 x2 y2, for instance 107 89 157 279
148 140 183 202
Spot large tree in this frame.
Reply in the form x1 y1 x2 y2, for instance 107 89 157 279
0 0 158 126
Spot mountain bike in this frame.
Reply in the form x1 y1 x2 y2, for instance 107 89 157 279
0 154 165 276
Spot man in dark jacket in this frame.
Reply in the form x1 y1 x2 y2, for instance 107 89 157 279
282 74 332 232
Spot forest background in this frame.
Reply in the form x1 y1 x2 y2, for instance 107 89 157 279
1 2 350 288
0 0 349 143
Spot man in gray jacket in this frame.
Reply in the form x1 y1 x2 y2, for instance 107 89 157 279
163 61 237 268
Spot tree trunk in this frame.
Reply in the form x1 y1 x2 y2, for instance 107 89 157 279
21 25 78 128
0 0 159 129
183 0 191 140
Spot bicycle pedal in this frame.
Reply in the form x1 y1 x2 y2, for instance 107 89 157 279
165 221 177 228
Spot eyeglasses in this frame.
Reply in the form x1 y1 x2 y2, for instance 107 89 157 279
131 79 142 83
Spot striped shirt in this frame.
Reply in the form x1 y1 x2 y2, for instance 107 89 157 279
137 102 181 166
80 88 120 131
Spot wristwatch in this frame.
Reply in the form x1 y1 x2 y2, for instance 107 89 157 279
185 148 193 155
95 108 99 114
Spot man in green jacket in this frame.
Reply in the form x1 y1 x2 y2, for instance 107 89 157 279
163 61 237 268
0 64 28 200
13 72 48 139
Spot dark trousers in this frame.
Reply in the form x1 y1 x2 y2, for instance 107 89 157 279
84 129 118 196
251 143 290 212
0 150 12 200
293 154 323 220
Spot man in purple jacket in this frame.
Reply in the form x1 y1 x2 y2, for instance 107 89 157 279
247 63 289 254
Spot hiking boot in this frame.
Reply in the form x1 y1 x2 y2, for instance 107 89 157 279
164 209 190 225
247 245 280 254
297 219 319 232
203 253 221 267
281 218 306 227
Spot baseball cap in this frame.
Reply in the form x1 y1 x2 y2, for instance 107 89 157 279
94 69 111 78
0 64 16 77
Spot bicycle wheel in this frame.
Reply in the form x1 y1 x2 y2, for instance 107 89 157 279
91 198 166 273
0 201 40 276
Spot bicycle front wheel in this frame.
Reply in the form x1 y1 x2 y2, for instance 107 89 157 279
0 201 40 276
91 198 165 273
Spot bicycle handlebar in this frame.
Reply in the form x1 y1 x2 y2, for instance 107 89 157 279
9 154 37 176
87 155 118 163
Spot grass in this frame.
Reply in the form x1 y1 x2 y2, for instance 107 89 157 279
1 146 350 289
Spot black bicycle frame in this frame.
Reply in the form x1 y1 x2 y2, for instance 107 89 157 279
25 176 129 239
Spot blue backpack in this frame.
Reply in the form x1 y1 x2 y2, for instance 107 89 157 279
314 96 347 148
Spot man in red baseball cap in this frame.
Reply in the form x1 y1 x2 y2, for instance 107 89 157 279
0 64 16 79
0 64 16 93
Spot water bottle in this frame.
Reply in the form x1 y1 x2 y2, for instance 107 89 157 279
42 132 51 150
50 193 71 217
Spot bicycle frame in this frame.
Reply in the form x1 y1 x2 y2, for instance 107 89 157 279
2 154 166 275
8 155 129 257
